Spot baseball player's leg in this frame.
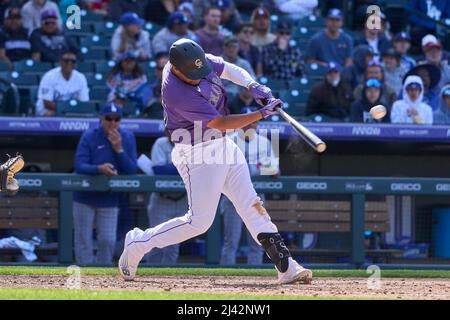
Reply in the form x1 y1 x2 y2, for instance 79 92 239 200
95 207 119 264
220 196 243 265
146 193 169 262
72 201 95 264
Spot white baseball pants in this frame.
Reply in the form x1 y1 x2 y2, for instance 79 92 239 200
126 137 278 257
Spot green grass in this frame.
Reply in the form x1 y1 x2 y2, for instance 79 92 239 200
0 288 375 300
0 266 450 279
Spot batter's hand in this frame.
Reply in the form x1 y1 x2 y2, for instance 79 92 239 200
248 82 274 107
259 98 283 119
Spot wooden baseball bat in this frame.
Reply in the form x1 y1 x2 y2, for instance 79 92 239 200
276 107 327 153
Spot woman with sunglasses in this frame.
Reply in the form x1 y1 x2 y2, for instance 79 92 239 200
106 51 152 115
350 78 390 123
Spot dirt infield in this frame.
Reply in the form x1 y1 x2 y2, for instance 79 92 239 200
1 275 450 299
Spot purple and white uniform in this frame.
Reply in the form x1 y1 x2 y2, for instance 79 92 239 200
123 54 278 267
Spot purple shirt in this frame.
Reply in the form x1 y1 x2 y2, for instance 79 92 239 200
195 29 224 56
162 54 229 144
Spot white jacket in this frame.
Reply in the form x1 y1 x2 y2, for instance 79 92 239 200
390 75 433 125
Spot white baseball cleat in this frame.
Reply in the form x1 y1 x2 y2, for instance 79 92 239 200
118 228 144 281
278 257 313 285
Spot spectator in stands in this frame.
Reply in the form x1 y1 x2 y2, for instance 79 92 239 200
419 35 450 90
306 8 353 67
147 0 177 26
152 11 197 56
0 77 19 114
36 50 89 116
237 23 260 74
146 132 187 264
178 1 197 29
342 44 374 90
73 103 137 265
222 36 254 96
21 0 62 33
0 0 12 27
228 87 257 115
353 17 392 61
195 6 224 56
143 52 168 119
353 60 397 109
260 21 303 81
107 51 152 114
391 75 433 124
406 0 450 54
433 83 450 124
215 0 241 34
350 78 390 123
30 9 78 63
220 108 278 265
81 0 109 17
393 32 416 71
250 6 275 50
0 7 31 69
108 0 148 22
274 0 318 20
111 12 152 61
382 48 409 96
305 61 352 119
405 63 441 110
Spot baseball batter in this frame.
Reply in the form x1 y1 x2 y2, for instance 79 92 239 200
119 39 312 284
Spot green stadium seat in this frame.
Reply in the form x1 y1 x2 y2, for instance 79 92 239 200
56 100 98 117
14 60 53 74
0 71 40 86
80 47 109 61
93 21 117 35
287 77 315 95
305 63 327 80
291 26 316 40
85 73 107 86
90 87 108 102
80 35 111 49
298 15 324 29
276 89 307 118
121 101 140 118
80 9 105 23
95 60 116 74
64 21 93 36
0 61 10 71
77 61 96 73
257 76 288 90
143 22 163 36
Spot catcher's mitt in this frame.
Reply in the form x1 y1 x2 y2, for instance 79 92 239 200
0 154 25 194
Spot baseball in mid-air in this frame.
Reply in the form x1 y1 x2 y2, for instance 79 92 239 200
370 105 387 120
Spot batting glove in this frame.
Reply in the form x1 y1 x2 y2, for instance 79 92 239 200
259 98 283 119
248 82 274 107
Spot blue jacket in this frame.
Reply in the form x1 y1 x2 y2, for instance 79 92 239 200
73 125 137 207
407 0 450 29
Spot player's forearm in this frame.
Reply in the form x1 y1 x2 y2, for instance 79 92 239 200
207 112 263 132
220 61 255 88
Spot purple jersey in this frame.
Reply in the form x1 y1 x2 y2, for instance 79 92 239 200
162 54 229 144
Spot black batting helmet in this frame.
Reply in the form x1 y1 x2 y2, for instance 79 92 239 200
169 39 212 80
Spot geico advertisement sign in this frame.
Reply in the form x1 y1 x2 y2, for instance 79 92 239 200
296 182 328 191
436 184 450 192
253 181 283 190
390 183 422 191
17 179 43 187
155 180 185 189
109 180 140 188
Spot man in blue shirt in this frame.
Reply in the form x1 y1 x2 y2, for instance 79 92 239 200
73 103 137 264
306 8 353 67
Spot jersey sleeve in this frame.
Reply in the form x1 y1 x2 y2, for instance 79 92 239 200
206 53 225 77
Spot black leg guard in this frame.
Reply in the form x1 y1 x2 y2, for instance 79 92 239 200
257 232 291 273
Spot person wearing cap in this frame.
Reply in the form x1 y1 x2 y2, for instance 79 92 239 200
250 6 276 50
382 48 409 96
354 15 392 61
73 102 137 265
195 6 225 56
237 23 260 73
214 0 242 34
306 8 353 67
433 83 450 124
111 12 152 61
0 7 31 68
419 34 450 90
107 50 152 114
260 21 303 80
30 9 78 62
20 0 61 33
220 107 278 265
391 75 433 124
108 0 148 22
352 59 397 108
393 32 416 71
306 61 353 119
222 35 255 96
152 11 197 56
36 50 89 116
350 78 390 123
